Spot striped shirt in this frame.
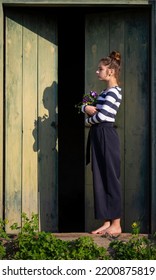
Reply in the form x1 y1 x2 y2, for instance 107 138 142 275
82 86 122 125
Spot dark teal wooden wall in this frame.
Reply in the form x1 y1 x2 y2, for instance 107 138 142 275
85 9 150 233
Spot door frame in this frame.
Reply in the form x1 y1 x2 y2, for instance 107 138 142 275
0 0 156 233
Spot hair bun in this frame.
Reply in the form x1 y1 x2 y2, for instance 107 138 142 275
109 51 121 64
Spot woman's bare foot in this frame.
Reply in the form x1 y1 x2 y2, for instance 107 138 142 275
103 225 122 236
91 221 111 234
102 219 122 236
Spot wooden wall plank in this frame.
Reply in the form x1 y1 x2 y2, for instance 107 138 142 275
85 13 110 232
37 14 58 232
0 4 3 219
0 0 150 6
5 13 23 231
109 11 125 229
22 13 38 218
85 13 109 93
124 11 149 232
151 0 156 234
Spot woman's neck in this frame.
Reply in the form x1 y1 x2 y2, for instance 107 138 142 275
107 77 118 89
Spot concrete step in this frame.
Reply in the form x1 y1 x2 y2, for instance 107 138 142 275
54 232 148 248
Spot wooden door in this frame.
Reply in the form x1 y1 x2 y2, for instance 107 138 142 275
85 8 150 233
5 8 58 232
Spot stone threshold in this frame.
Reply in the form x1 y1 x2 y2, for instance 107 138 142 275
54 232 148 248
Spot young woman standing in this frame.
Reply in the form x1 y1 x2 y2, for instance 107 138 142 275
82 51 122 235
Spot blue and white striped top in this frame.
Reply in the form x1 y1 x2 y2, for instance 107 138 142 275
82 86 122 125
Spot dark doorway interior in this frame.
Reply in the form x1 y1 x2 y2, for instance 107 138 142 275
58 9 85 232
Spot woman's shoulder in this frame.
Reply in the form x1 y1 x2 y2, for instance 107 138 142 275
100 87 122 99
107 86 122 96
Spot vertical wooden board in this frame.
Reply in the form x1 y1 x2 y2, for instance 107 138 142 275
5 13 23 231
22 13 38 218
109 12 125 227
0 5 3 219
124 11 149 232
151 0 156 233
85 13 110 232
85 13 109 92
37 14 58 232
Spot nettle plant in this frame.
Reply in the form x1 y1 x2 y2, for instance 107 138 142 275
109 222 156 260
7 213 109 260
0 218 9 259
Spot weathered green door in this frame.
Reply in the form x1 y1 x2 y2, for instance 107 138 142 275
5 8 58 232
4 7 85 234
85 9 150 233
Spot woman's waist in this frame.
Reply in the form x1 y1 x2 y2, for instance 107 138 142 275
92 121 115 127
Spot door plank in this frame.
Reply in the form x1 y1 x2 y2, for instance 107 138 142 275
85 13 110 232
124 11 149 232
5 13 23 231
37 14 58 232
22 13 38 218
109 11 125 225
0 4 3 219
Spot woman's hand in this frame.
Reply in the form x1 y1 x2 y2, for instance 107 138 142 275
85 105 97 116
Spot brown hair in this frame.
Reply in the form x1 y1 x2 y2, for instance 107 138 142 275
100 50 121 83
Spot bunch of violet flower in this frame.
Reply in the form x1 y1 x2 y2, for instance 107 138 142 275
75 91 98 113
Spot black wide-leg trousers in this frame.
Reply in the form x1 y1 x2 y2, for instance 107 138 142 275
90 122 122 220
